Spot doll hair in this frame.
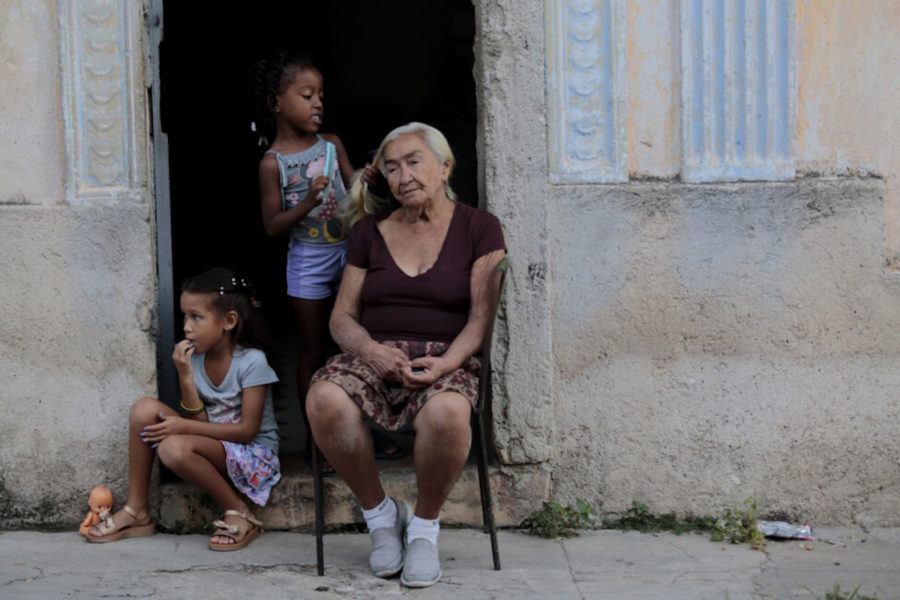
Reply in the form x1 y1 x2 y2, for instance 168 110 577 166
181 267 269 353
247 50 319 147
343 122 457 228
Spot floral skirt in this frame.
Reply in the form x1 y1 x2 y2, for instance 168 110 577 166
221 441 282 506
310 340 481 430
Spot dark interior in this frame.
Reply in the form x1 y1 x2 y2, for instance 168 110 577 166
159 0 477 452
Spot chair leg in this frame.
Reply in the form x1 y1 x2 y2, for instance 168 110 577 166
312 442 325 576
472 416 491 532
473 412 501 570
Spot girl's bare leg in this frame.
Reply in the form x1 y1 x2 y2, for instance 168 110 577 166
156 434 252 545
88 396 172 536
292 297 336 472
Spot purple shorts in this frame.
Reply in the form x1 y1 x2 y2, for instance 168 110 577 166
286 239 347 300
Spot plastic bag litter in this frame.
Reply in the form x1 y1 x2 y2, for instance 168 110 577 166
756 520 813 540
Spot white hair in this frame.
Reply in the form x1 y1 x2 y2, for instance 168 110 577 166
343 122 458 226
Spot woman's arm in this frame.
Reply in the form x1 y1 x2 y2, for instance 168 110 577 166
259 153 326 237
404 248 506 386
140 385 266 445
331 264 409 378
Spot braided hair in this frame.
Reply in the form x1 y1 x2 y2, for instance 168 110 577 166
247 51 318 147
181 267 269 353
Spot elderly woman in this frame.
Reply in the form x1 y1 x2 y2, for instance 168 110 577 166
306 122 505 587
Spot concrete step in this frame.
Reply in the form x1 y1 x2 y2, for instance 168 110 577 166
159 453 548 533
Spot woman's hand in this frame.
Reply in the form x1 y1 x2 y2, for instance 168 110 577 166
172 339 194 380
361 342 410 383
402 355 450 389
140 411 191 445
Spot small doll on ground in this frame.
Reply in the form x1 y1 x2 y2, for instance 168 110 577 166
248 51 384 472
79 484 114 537
86 268 281 551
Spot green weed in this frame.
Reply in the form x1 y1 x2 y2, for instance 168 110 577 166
602 500 716 535
710 497 765 550
520 499 598 538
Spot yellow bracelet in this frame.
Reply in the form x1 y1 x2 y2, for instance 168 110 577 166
179 400 205 414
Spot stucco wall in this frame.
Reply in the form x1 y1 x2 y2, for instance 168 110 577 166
479 0 900 526
796 1 900 262
0 0 157 527
476 1 556 466
0 1 64 204
1 0 897 530
548 178 900 526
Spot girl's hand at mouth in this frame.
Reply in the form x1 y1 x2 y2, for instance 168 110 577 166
172 339 195 379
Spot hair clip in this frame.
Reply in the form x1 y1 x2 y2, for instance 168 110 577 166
218 285 225 295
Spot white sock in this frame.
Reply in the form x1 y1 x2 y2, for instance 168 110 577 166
362 495 396 532
406 515 440 545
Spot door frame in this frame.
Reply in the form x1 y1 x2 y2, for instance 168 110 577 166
147 0 177 406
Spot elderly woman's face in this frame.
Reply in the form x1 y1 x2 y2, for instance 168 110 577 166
382 134 451 208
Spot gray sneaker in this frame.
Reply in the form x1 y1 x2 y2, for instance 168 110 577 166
368 498 411 577
400 538 442 588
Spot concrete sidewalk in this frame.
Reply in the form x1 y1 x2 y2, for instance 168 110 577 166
1 528 898 599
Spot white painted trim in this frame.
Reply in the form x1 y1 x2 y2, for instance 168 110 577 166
680 0 796 183
59 0 140 202
547 0 627 183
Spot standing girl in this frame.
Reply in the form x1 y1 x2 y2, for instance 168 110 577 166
87 268 281 551
249 52 377 469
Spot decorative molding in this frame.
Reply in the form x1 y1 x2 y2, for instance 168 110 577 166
59 0 139 201
680 0 796 182
546 0 627 183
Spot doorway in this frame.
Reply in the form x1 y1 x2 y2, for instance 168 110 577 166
156 1 478 452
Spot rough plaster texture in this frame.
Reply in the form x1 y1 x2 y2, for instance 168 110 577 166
616 1 900 258
0 0 157 529
0 204 158 527
548 178 900 526
476 1 555 466
625 0 680 178
795 2 900 262
0 0 64 205
477 1 900 526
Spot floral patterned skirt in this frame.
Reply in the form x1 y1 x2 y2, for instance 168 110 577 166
221 441 282 506
310 340 481 430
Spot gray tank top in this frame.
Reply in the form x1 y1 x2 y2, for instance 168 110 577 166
267 136 348 244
